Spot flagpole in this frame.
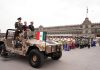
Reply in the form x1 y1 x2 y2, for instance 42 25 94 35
44 32 47 52
86 6 88 18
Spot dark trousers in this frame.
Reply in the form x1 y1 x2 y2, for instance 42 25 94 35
80 45 84 49
14 30 22 40
87 44 90 48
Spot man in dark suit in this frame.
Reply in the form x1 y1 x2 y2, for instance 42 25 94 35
28 21 34 38
29 21 34 32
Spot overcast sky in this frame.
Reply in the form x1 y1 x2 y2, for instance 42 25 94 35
0 0 100 32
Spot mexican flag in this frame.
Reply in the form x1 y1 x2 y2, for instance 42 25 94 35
36 32 47 41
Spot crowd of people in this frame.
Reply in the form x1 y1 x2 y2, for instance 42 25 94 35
48 37 97 51
63 38 97 51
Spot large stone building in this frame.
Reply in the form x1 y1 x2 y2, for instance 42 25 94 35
35 17 100 38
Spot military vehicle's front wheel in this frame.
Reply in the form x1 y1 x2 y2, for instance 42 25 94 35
29 49 45 68
51 51 62 60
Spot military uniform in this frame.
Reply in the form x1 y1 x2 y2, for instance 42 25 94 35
15 22 23 31
14 22 23 40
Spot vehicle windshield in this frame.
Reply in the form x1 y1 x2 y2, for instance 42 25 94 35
8 30 15 37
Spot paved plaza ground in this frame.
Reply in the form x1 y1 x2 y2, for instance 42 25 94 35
0 46 100 70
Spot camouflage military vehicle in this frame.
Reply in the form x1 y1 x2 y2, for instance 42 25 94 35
0 29 62 68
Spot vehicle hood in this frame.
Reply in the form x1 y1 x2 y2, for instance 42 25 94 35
27 39 61 46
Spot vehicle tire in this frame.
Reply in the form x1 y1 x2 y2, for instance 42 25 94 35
0 46 2 55
51 51 62 60
28 49 45 68
0 44 4 55
0 44 8 58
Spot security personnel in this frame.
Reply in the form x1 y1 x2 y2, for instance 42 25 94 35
28 21 34 38
15 17 23 32
29 21 34 32
14 17 23 40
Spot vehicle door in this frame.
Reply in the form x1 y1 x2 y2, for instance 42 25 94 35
6 29 15 48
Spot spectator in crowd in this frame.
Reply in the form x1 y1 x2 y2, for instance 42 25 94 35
80 40 84 49
98 39 100 46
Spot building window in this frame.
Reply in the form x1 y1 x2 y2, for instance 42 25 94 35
85 25 88 28
97 29 100 33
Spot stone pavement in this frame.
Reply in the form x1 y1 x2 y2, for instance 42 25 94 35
0 46 100 70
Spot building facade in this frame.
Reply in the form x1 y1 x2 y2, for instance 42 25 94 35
35 17 100 38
